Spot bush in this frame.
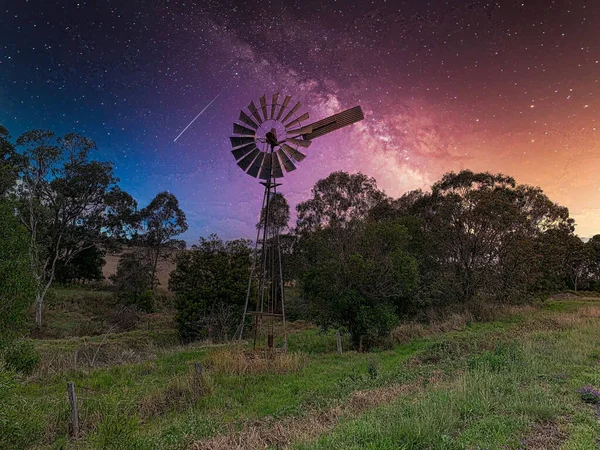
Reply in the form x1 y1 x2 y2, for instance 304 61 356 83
2 340 40 375
0 201 35 338
170 235 251 342
126 289 155 313
110 252 155 312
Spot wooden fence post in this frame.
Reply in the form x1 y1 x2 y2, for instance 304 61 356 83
336 331 343 355
67 382 79 438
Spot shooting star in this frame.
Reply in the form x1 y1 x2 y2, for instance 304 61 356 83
173 89 223 142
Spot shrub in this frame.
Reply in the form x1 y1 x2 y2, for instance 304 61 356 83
110 252 155 312
2 340 40 375
131 289 156 313
0 201 35 339
170 235 251 342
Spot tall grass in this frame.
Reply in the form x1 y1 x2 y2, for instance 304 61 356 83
204 348 306 375
4 295 600 449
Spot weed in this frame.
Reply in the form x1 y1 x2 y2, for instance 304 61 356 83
577 386 600 404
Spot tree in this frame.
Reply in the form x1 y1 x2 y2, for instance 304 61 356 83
55 245 106 284
301 220 418 349
0 125 20 196
0 201 35 340
586 235 600 290
169 235 251 342
138 191 188 290
258 192 290 234
11 129 134 328
386 170 575 307
296 171 386 234
109 252 155 312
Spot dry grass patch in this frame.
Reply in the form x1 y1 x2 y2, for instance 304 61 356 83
518 421 567 450
204 348 306 375
138 372 212 420
190 383 417 450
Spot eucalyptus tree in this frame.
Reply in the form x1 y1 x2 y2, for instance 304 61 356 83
12 130 136 327
138 191 188 290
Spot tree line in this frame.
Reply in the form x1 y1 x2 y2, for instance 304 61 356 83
169 171 600 350
3 124 600 352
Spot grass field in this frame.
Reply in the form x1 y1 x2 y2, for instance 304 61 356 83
3 292 600 449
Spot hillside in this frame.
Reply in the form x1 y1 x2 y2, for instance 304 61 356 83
103 251 178 291
4 290 600 449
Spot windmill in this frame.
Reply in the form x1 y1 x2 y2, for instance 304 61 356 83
230 93 364 350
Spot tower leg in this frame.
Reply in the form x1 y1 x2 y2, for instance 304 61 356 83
238 143 287 351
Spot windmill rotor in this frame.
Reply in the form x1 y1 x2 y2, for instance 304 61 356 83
230 95 364 181
230 93 313 180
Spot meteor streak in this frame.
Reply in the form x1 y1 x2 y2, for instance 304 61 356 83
173 89 223 142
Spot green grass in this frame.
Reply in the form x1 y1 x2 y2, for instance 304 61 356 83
4 292 600 449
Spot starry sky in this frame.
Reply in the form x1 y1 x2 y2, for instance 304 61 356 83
1 0 598 242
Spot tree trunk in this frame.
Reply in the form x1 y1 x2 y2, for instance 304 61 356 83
34 274 55 329
35 292 43 329
150 248 160 291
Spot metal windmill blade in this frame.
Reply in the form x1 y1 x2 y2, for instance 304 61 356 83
233 123 256 136
237 147 260 171
284 112 310 129
259 152 272 180
286 125 313 137
232 143 257 161
281 102 302 125
239 110 259 129
276 95 291 121
247 151 265 178
276 148 296 172
281 143 306 162
259 95 268 122
247 101 263 125
270 93 279 119
286 138 311 148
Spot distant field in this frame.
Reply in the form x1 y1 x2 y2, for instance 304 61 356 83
5 290 600 449
103 251 178 290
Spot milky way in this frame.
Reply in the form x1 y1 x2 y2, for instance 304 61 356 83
1 0 598 241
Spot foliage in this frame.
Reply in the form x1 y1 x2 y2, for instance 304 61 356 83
0 125 21 196
9 128 137 327
138 191 188 290
296 171 385 234
2 339 40 375
0 201 35 338
109 252 155 312
301 220 419 349
55 244 106 284
169 234 251 342
258 192 290 233
377 170 577 310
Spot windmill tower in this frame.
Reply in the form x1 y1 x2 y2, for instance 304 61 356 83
230 94 364 350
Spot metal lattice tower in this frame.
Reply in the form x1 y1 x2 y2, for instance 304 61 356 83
230 93 364 350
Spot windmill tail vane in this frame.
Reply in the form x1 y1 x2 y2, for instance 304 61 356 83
232 93 364 350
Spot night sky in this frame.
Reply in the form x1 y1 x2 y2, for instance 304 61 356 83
1 0 598 242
